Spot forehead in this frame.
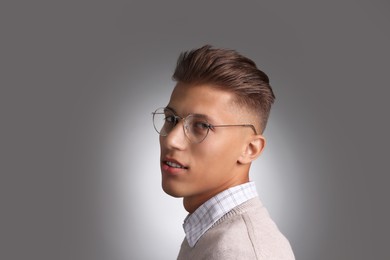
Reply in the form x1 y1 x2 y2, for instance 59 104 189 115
167 83 238 120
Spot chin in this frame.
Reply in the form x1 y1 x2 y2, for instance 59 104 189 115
162 182 184 198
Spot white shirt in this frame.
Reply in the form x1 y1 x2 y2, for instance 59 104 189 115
183 182 258 247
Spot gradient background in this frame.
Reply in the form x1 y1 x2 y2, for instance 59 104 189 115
2 1 389 259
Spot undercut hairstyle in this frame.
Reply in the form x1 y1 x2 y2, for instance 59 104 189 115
172 45 275 133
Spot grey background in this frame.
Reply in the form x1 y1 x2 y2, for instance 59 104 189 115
2 1 389 259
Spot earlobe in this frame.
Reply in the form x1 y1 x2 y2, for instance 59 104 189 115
238 135 266 164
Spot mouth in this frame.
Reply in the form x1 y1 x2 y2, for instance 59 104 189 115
163 159 189 170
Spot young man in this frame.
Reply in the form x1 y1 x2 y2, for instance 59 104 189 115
152 45 295 259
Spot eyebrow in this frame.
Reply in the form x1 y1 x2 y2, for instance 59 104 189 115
165 106 211 121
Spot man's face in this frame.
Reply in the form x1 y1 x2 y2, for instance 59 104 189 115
159 83 255 206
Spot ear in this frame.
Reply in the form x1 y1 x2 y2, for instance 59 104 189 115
238 135 266 165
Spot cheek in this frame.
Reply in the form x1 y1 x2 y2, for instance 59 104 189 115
192 137 240 169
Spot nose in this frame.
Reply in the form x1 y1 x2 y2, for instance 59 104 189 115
160 120 187 150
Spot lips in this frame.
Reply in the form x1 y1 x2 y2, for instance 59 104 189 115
166 161 185 168
162 158 189 170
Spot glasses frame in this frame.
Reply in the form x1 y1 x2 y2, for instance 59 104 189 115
152 107 258 143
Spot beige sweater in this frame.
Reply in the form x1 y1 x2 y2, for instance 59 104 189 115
177 197 295 260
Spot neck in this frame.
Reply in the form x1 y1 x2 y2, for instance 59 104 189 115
183 177 249 214
183 197 202 214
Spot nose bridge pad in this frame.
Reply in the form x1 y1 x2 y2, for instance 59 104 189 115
183 119 191 139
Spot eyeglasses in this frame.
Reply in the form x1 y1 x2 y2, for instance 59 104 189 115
152 107 257 143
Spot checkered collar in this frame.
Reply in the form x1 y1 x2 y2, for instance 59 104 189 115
183 182 258 247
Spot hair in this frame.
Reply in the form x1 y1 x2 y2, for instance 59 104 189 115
172 45 275 133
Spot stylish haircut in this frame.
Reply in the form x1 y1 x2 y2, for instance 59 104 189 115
172 45 275 133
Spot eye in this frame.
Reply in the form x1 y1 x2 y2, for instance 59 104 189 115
191 120 211 133
165 115 177 125
194 121 211 130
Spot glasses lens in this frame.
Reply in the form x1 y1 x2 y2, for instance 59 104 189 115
152 109 211 143
153 108 176 136
185 115 210 143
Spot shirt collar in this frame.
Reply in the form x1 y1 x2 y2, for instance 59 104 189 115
183 182 258 247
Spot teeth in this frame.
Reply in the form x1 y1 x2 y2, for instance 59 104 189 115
166 161 184 168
